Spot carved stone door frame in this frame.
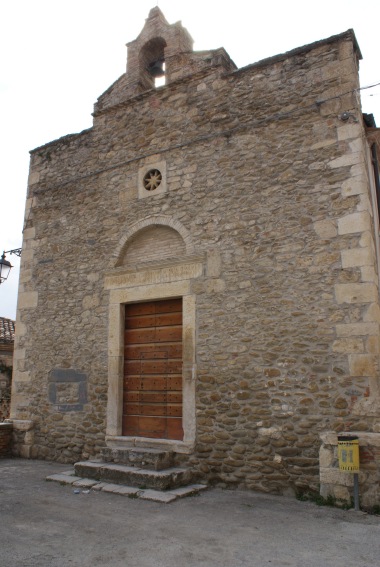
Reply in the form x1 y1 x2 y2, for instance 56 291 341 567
104 259 202 453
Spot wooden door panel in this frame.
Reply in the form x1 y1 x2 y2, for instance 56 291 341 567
167 392 182 403
123 377 143 390
166 418 183 440
122 415 137 436
124 360 181 373
125 314 156 329
142 377 170 390
139 416 167 437
123 298 183 440
125 312 182 330
139 404 168 416
123 376 182 390
140 392 167 403
123 402 183 417
125 328 182 344
125 328 157 344
126 303 156 316
122 415 183 439
155 326 182 342
141 351 170 360
167 360 182 374
124 403 168 416
125 392 182 404
167 404 182 417
124 403 141 415
124 344 182 359
154 299 183 313
124 360 141 374
140 360 168 374
166 376 182 390
155 312 183 326
124 391 140 402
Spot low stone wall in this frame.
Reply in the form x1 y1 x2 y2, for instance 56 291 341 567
320 431 380 508
0 422 13 457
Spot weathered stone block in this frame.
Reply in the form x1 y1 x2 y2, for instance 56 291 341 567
349 354 377 376
335 283 377 304
313 219 337 239
17 291 38 310
337 211 371 235
320 467 354 487
341 247 373 268
337 124 362 141
332 338 364 354
336 322 379 337
328 152 363 169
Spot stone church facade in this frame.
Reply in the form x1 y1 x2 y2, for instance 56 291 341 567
10 8 380 505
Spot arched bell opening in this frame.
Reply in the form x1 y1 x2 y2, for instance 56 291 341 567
139 37 167 89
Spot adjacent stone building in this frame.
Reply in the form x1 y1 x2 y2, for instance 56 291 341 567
0 317 14 422
0 317 14 456
10 8 380 505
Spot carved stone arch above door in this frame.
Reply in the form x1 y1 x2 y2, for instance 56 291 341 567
105 215 203 453
112 215 195 268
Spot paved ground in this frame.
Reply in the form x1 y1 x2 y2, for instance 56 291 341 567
0 459 379 567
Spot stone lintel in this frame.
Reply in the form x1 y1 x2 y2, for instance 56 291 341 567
105 261 203 290
109 280 191 305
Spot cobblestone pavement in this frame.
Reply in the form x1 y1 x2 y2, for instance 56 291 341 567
0 459 379 567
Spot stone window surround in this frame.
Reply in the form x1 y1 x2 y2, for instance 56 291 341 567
104 258 203 454
138 160 167 199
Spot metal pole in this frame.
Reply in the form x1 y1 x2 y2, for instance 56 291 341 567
353 473 360 511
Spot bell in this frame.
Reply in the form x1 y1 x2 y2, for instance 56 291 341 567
148 59 165 78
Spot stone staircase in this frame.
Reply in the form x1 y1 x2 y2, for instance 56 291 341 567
46 447 207 503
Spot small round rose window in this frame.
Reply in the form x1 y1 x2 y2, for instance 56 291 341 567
143 169 162 191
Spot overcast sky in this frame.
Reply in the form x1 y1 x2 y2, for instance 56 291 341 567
1 0 379 320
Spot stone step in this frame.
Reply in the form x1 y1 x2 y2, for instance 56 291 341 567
74 460 195 490
101 447 174 471
46 470 207 503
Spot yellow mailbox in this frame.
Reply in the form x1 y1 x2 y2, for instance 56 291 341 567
337 435 359 473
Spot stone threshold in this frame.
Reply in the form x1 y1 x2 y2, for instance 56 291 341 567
46 470 207 503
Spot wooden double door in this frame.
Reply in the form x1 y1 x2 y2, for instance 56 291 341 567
122 298 183 440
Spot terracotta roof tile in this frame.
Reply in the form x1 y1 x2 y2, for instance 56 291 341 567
0 317 15 344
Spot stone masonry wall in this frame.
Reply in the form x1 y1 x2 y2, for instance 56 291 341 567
11 26 380 499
